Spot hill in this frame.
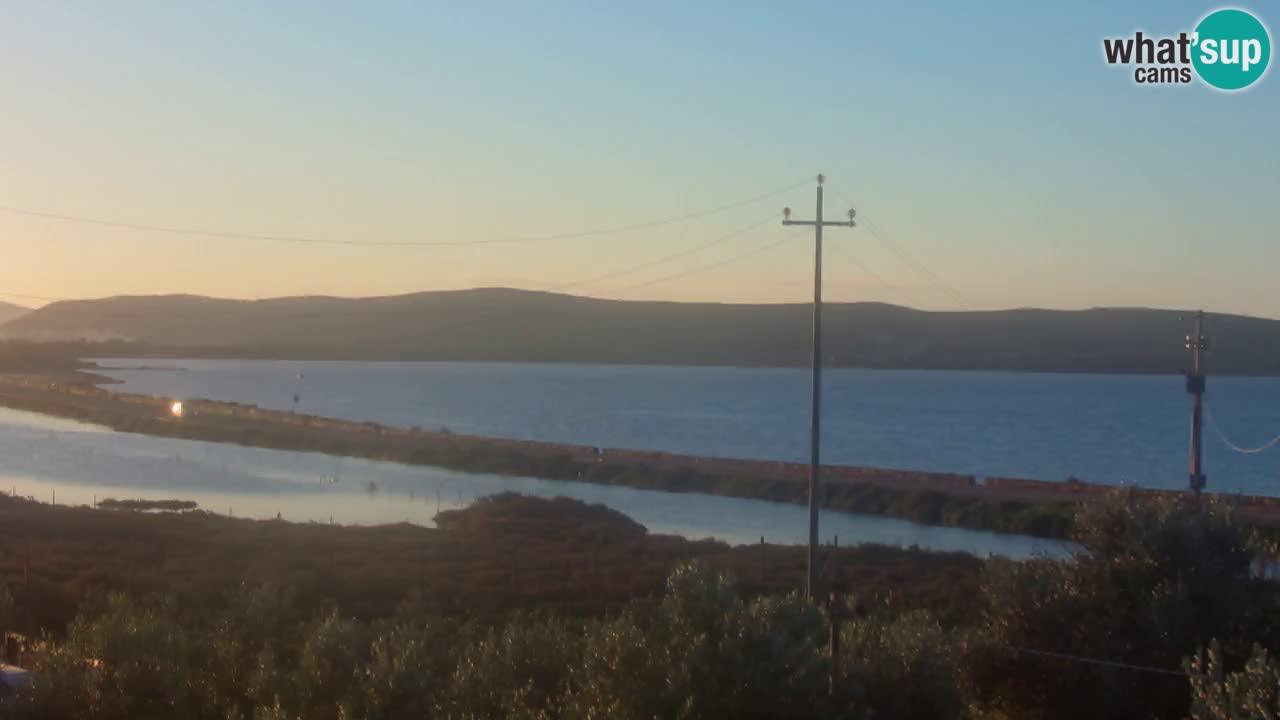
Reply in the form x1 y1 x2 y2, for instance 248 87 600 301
0 300 29 325
2 288 1277 374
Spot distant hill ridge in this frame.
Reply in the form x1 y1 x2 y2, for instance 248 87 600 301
3 288 1278 374
0 301 29 326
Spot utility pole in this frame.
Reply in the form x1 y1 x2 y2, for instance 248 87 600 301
783 174 855 599
1185 310 1209 497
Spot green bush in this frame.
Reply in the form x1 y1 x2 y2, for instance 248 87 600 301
443 614 577 719
565 562 839 719
841 610 968 720
1186 642 1280 720
358 617 454 720
26 595 200 720
11 492 1280 720
971 489 1269 720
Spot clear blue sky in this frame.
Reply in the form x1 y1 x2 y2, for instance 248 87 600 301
0 1 1275 314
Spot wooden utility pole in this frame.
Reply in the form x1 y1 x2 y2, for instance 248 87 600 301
1186 311 1209 496
783 174 855 599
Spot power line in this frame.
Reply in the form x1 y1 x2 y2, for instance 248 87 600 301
1 212 786 307
549 213 780 292
830 242 885 284
828 186 972 306
600 232 793 296
1204 401 1280 455
0 178 809 249
1005 645 1196 678
863 217 972 306
0 224 786 306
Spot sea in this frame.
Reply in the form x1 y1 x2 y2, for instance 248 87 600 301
94 359 1280 496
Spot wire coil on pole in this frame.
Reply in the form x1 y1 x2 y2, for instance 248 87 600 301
1204 401 1280 455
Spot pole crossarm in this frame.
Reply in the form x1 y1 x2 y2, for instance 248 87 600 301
782 219 856 227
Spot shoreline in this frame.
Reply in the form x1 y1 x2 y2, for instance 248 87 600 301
80 349 1280 378
2 368 1278 540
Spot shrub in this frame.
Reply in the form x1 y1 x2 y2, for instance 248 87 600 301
1186 642 1280 720
841 610 967 720
443 614 577 719
26 594 201 720
564 562 841 719
972 489 1264 720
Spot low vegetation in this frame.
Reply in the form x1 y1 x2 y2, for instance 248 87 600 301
97 498 199 512
0 492 982 633
1 489 1278 719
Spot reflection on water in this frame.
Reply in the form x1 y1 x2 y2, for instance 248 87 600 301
0 407 1068 559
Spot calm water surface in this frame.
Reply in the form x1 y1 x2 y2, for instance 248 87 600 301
0 407 1064 559
95 359 1280 495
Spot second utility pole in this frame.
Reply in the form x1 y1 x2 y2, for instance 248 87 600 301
1186 310 1209 497
783 174 855 599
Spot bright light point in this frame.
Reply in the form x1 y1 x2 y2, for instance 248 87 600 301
170 401 184 418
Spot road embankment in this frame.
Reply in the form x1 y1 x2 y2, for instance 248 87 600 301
2 371 1275 539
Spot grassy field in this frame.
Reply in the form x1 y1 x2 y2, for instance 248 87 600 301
0 492 984 635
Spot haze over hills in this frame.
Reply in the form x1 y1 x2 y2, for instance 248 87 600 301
1 288 1277 374
0 301 30 326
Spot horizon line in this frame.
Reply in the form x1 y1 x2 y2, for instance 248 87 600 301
0 286 1225 319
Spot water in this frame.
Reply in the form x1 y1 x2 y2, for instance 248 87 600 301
0 406 1063 558
94 359 1280 495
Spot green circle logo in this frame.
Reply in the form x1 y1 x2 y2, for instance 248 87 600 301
1192 8 1271 90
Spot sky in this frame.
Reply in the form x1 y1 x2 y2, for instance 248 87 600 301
0 1 1276 315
